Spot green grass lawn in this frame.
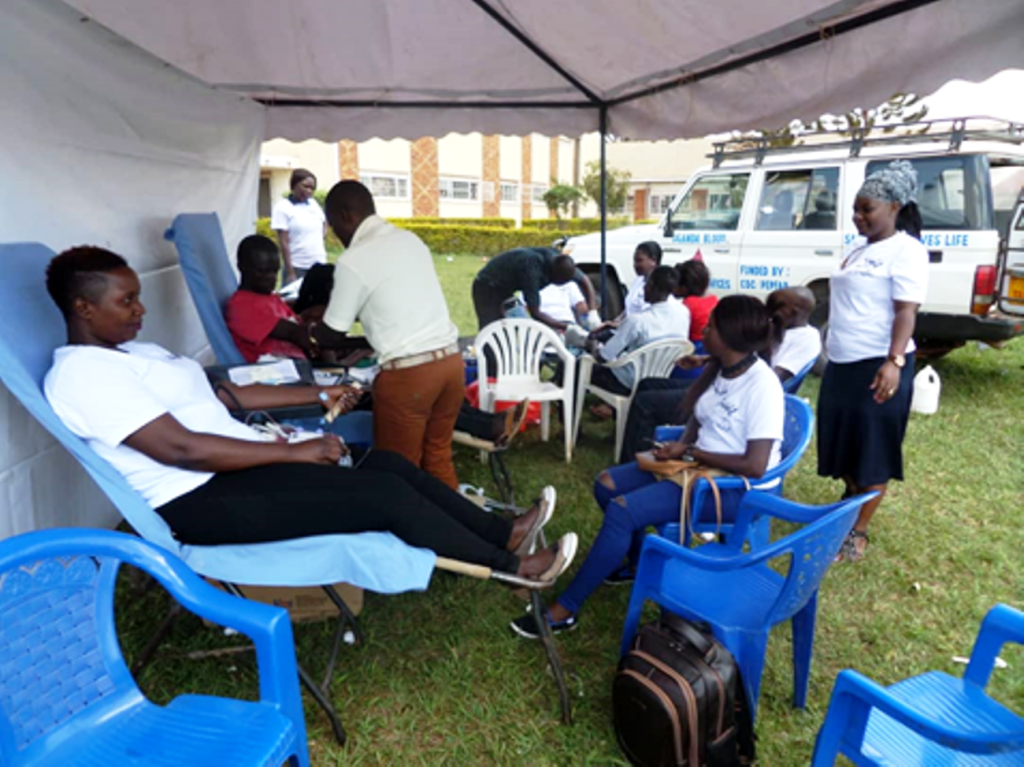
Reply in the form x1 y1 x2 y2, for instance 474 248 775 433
119 253 1023 765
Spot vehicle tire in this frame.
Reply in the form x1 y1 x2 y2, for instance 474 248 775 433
582 266 625 320
808 281 830 377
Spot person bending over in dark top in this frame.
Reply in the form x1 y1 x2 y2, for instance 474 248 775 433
43 246 578 588
472 247 595 332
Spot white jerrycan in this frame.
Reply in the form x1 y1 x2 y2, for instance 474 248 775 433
911 365 941 415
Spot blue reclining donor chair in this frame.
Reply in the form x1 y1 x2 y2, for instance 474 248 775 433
621 491 877 721
0 241 575 737
655 393 814 549
0 241 439 745
0 528 309 767
812 603 1024 765
164 212 372 446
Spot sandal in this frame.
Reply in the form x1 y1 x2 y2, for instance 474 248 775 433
836 529 869 563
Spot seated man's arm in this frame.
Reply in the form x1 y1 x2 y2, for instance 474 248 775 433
267 319 312 355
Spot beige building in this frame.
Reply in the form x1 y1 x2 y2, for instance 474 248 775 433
260 133 715 223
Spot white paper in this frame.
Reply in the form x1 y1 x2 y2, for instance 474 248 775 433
227 359 302 386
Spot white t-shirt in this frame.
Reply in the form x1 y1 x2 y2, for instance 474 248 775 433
323 215 458 364
773 325 822 377
827 232 929 363
44 342 261 509
601 299 691 389
694 358 784 470
624 274 650 317
539 281 585 324
270 197 327 270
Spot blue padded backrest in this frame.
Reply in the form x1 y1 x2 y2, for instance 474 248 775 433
0 243 180 552
164 213 245 365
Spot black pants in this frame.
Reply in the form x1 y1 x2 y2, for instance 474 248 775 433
472 279 507 331
157 450 518 572
456 402 499 440
618 378 693 464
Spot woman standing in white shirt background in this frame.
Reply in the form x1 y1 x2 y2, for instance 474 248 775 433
817 161 929 562
271 168 328 285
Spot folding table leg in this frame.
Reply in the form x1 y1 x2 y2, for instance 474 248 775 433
297 661 347 746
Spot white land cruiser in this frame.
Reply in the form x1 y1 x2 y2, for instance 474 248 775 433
569 120 1024 353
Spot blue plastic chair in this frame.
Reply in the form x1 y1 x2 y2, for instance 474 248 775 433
782 358 816 395
621 491 878 721
0 242 436 744
0 528 309 766
655 394 814 549
812 603 1024 765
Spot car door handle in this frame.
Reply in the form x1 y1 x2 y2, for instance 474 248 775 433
713 248 730 254
663 247 682 253
815 249 834 256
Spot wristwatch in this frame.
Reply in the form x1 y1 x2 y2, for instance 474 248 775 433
887 353 906 368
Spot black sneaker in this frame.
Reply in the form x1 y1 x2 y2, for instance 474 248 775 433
509 609 578 639
603 565 636 586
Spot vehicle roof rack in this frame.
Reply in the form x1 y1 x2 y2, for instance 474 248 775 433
709 117 1024 167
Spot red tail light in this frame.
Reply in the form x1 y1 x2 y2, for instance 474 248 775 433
972 265 997 315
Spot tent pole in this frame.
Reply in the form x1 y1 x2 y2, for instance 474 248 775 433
599 106 608 317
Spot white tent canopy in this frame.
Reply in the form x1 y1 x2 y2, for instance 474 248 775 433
2 0 1023 536
66 0 1024 141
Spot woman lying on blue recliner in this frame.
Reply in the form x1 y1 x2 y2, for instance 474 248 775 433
43 246 576 588
511 295 785 638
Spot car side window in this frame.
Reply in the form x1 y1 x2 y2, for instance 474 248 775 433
667 174 749 231
756 167 840 231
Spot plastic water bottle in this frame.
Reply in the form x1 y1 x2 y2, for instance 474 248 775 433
911 365 941 415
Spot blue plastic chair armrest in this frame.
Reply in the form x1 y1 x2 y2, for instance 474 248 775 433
966 604 1024 688
137 549 303 713
814 669 1024 764
730 491 879 533
637 532 758 573
654 425 684 442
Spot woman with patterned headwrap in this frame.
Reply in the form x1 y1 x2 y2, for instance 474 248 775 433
818 160 929 562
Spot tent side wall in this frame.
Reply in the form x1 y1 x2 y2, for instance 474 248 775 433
0 0 264 537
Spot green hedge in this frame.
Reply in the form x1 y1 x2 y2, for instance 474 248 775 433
387 216 516 229
398 224 587 254
527 217 632 232
253 216 636 256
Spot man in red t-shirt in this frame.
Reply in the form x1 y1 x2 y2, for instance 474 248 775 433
225 235 315 363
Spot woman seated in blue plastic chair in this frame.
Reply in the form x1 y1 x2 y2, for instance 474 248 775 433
43 246 576 588
511 296 784 638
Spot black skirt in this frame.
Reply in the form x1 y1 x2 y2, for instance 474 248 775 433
816 354 915 487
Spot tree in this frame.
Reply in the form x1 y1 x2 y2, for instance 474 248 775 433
582 160 631 213
542 183 584 224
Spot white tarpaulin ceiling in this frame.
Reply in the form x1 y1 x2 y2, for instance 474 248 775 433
64 0 1024 142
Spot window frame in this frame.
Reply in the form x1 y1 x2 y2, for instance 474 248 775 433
438 177 482 202
358 172 411 200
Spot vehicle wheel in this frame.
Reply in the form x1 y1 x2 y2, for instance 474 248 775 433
582 267 624 320
808 281 830 377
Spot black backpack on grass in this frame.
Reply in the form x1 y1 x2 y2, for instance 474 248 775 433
613 611 756 766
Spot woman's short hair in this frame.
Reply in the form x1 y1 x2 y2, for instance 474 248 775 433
46 246 129 318
711 294 774 354
635 241 663 265
676 259 710 297
289 168 317 191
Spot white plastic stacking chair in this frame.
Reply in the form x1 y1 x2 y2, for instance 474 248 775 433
574 337 693 460
475 319 576 462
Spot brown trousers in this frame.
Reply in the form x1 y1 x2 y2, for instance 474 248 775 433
372 353 465 489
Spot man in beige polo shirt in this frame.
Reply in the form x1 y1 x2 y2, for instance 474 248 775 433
310 181 464 489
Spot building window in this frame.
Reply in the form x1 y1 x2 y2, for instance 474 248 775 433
500 182 519 203
439 178 480 201
530 183 549 203
649 194 673 215
360 173 410 199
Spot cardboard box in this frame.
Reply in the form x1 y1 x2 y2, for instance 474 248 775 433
209 581 364 623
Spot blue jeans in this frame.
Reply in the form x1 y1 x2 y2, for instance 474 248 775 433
558 462 683 615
